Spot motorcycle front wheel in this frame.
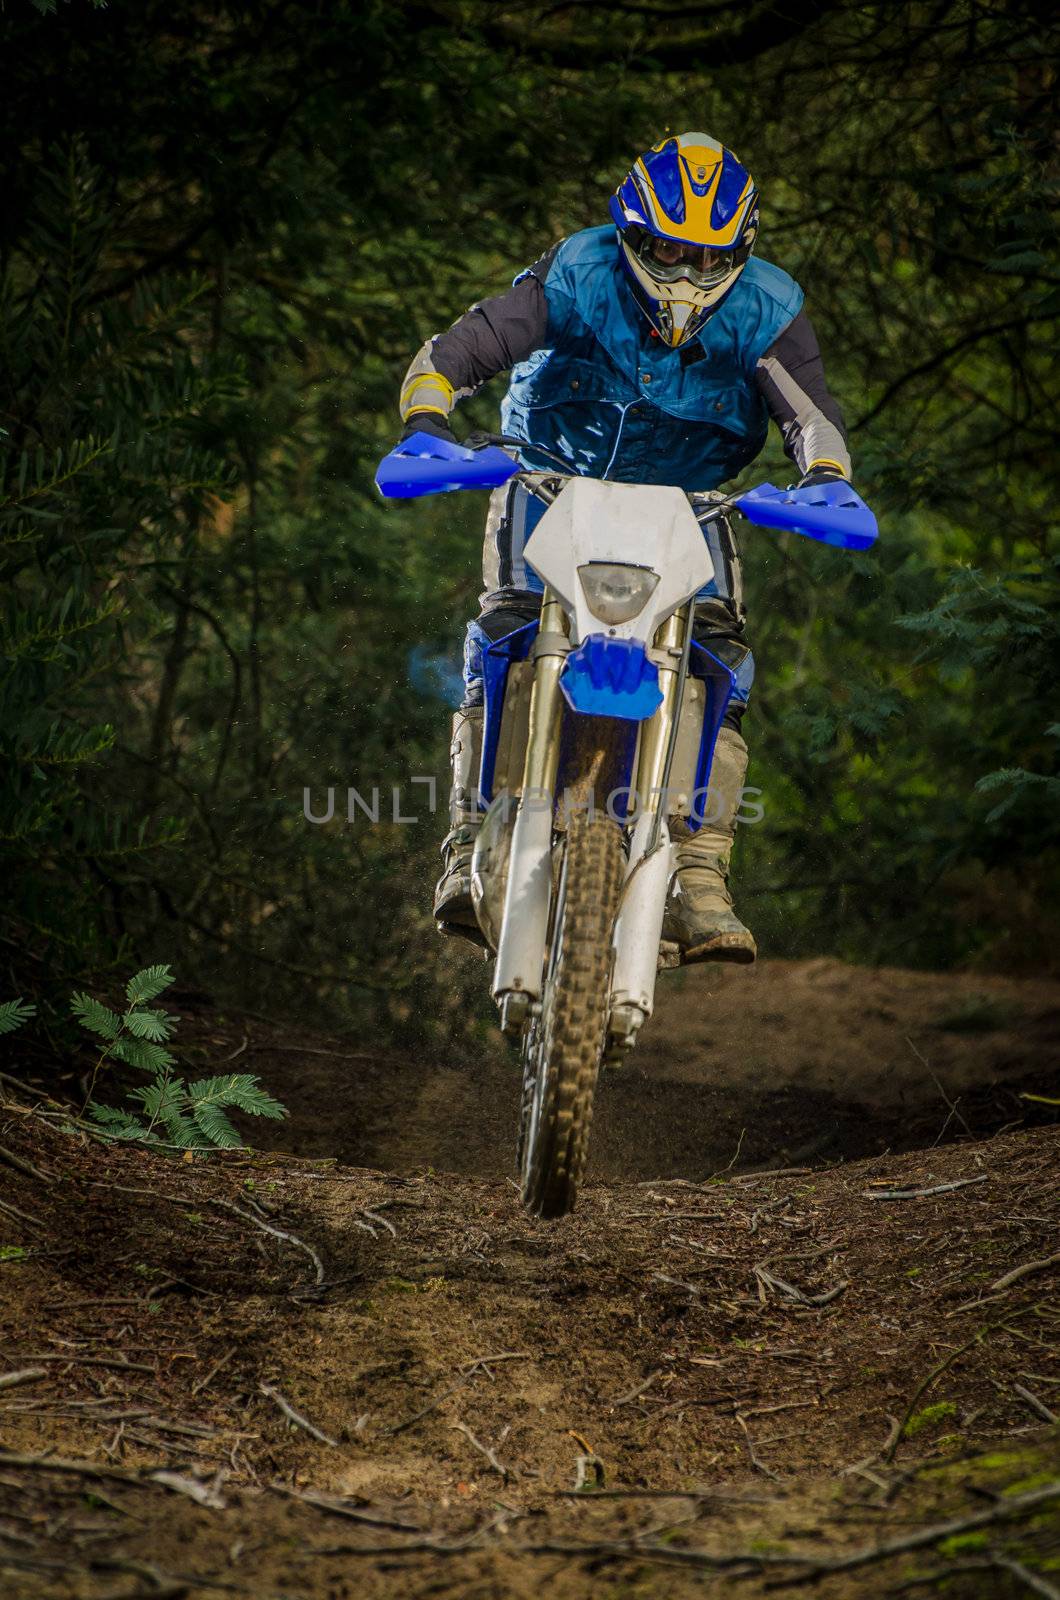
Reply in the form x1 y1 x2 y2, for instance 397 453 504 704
518 806 624 1219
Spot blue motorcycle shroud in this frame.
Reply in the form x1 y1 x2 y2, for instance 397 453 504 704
479 621 737 831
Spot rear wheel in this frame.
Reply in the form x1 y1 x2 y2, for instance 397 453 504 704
518 808 624 1218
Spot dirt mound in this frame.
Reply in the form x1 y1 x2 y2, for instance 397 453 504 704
225 957 1060 1180
1 1093 1058 1598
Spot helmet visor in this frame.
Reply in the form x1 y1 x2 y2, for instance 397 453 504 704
626 225 734 289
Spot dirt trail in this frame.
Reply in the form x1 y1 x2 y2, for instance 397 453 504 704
2 956 1058 1596
1 1088 1058 1595
242 956 1060 1179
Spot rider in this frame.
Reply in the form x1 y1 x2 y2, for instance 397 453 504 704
398 132 850 965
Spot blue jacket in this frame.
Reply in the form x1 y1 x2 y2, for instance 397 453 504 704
501 226 804 490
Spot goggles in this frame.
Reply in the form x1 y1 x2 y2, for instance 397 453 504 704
626 225 736 289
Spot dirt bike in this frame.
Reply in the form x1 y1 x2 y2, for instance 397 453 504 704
377 432 877 1219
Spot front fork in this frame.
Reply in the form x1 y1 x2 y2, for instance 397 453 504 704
492 597 691 1044
492 589 568 1031
609 607 688 1053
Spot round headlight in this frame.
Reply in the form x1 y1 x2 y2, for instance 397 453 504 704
577 562 660 626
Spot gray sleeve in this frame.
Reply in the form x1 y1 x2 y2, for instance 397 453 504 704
754 310 851 479
399 246 558 421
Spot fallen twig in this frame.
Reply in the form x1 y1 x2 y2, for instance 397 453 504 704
905 1037 975 1143
269 1483 423 1532
734 1412 781 1481
460 1351 533 1378
259 1382 337 1446
775 1480 1060 1586
863 1175 987 1200
731 1167 814 1182
989 1554 1060 1600
989 1251 1060 1295
382 1379 468 1436
0 1142 53 1184
610 1370 666 1406
0 1447 188 1487
0 1367 45 1391
547 1487 779 1504
839 1414 901 1478
0 1551 255 1595
192 1346 237 1398
356 1207 397 1237
708 1125 747 1179
452 1419 511 1479
574 1452 606 1490
753 1265 848 1308
149 1469 228 1509
84 1180 325 1285
884 1304 1037 1464
0 1195 43 1230
19 1352 156 1374
740 1397 818 1420
653 1271 701 1297
211 1199 325 1285
895 1555 1060 1600
1012 1381 1058 1424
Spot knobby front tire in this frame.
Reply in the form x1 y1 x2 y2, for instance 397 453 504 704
518 808 624 1219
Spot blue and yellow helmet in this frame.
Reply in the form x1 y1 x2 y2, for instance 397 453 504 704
610 133 759 347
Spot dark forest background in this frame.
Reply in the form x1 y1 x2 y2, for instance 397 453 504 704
2 0 1057 1052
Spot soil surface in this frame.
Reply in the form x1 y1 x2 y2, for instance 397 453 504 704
230 955 1060 1180
1 957 1058 1598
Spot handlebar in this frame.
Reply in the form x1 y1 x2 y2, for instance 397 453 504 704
376 429 878 551
465 431 740 516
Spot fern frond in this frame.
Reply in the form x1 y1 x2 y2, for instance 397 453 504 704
129 1075 198 1146
70 991 121 1040
192 1072 287 1121
125 964 174 1005
190 1099 243 1150
86 1102 148 1139
159 1103 201 1147
123 1006 177 1042
0 999 36 1036
112 1036 174 1073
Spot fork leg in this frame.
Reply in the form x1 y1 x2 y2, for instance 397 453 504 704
492 591 567 1012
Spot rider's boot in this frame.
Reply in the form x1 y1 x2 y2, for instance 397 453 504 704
433 705 487 947
662 725 757 965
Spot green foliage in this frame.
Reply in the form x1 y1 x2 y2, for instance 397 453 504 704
904 1401 959 1438
75 964 287 1152
69 993 123 1042
0 999 36 1035
937 1532 988 1556
125 966 176 1006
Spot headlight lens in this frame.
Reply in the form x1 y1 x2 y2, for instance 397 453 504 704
577 562 660 625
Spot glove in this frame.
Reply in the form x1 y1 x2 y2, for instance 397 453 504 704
798 461 849 489
401 410 458 445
